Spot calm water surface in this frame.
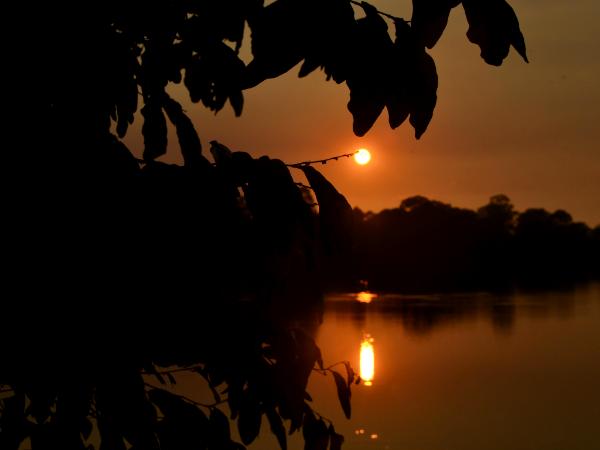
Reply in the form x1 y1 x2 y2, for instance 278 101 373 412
299 283 600 450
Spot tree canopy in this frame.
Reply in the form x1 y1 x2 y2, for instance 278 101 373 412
3 1 528 450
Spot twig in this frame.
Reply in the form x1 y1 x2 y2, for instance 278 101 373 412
144 382 226 409
349 0 408 22
288 152 357 169
141 364 204 376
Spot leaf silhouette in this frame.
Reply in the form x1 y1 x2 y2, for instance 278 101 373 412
302 412 329 450
331 371 351 419
237 393 262 445
408 50 438 139
149 389 209 450
266 407 287 450
163 95 208 169
462 0 528 66
301 166 353 255
141 100 167 161
184 41 246 115
411 0 462 49
244 0 305 88
209 407 232 448
346 2 393 136
299 0 356 83
343 361 355 386
328 424 345 450
387 19 438 139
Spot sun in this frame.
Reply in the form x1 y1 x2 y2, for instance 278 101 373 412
354 148 371 165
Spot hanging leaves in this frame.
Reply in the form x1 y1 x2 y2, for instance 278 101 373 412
237 392 262 445
298 0 356 83
329 424 345 450
411 0 462 49
266 407 288 450
244 0 305 88
209 407 238 450
183 0 264 50
343 361 355 386
148 389 209 450
462 0 528 66
331 371 351 419
408 48 438 139
184 41 246 116
302 412 329 450
163 95 208 169
301 166 353 255
346 2 393 137
387 19 438 139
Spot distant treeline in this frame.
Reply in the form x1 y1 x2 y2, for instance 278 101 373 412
330 195 600 293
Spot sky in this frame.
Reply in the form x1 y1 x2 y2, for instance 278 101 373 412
124 0 600 226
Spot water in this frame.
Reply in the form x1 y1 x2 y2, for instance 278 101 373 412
300 283 600 450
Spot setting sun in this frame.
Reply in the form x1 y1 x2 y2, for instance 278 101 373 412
354 148 371 165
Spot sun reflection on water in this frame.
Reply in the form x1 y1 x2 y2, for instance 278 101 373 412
360 334 375 386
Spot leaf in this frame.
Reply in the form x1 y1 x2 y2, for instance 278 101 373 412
210 140 234 167
387 19 438 139
347 82 386 137
244 0 305 88
316 351 324 371
162 95 207 169
148 389 207 424
266 408 287 450
101 134 141 176
141 100 167 161
184 41 246 114
298 57 321 78
149 389 208 450
408 50 438 139
302 412 329 450
229 89 244 117
345 2 393 136
0 391 32 450
301 166 353 255
80 418 93 440
209 407 231 447
343 362 355 387
237 394 262 445
331 371 351 419
462 0 528 66
300 0 356 83
154 373 166 385
411 0 462 48
328 425 344 450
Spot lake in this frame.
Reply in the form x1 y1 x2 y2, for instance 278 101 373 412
297 283 600 450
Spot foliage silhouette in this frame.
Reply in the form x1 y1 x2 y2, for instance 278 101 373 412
3 1 528 450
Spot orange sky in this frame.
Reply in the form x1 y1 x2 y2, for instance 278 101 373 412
124 0 600 226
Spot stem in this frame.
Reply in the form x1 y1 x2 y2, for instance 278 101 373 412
144 382 227 409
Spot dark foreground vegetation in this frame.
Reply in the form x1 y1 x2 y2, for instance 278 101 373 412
2 1 535 449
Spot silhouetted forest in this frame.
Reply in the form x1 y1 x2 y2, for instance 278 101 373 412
333 194 600 293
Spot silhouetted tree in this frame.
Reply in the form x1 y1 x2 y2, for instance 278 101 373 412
351 195 598 293
3 1 529 450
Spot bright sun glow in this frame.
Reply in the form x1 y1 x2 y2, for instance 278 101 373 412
360 335 375 386
354 148 371 165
